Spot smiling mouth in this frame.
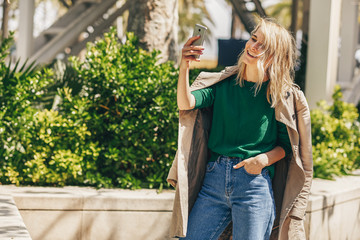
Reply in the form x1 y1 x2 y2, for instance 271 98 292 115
247 50 257 58
247 50 265 58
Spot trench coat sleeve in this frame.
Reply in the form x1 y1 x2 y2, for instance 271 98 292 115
289 90 313 220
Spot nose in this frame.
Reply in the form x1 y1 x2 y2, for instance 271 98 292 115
250 42 261 51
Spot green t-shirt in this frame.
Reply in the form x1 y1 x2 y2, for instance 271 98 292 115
191 76 292 179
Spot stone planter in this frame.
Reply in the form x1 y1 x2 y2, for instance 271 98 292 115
0 186 175 240
1 171 360 240
305 171 360 240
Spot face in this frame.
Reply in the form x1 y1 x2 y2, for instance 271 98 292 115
242 29 266 66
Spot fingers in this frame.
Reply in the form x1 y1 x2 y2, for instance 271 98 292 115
182 45 205 52
234 159 263 175
183 56 200 62
182 49 204 58
181 45 204 63
233 161 245 169
182 48 204 55
181 36 205 63
184 35 201 46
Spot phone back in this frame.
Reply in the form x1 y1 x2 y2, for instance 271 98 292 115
192 24 207 46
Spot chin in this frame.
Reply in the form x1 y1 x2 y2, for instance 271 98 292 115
242 57 256 66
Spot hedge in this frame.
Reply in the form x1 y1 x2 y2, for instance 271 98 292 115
0 28 359 189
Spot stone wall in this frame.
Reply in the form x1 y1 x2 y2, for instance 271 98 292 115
1 171 360 240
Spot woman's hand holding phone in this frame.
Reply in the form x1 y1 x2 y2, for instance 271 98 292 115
177 24 207 110
180 24 207 68
181 36 204 66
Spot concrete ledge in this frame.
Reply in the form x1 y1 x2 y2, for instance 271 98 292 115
305 170 360 240
0 186 175 240
0 194 32 240
5 187 174 211
1 171 360 240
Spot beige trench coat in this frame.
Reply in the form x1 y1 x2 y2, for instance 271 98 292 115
167 66 313 239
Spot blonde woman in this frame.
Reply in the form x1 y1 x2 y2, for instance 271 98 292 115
167 18 313 240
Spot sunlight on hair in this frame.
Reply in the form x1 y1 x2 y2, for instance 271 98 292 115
236 18 297 107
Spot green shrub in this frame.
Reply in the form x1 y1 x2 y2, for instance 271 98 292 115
60 28 179 189
1 28 179 189
0 34 105 187
0 33 51 184
22 109 107 186
3 26 360 189
311 85 360 179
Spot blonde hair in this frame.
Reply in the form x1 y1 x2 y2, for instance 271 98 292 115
236 18 297 107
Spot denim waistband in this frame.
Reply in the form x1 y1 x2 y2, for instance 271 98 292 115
215 155 243 164
209 151 244 162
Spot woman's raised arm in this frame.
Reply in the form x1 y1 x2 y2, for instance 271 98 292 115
177 36 204 110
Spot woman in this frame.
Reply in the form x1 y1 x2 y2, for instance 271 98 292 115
167 18 313 240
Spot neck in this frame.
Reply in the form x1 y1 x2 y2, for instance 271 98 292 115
244 64 268 82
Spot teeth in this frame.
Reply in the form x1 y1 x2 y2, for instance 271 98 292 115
247 50 256 58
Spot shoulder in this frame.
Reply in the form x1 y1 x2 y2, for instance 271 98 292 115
277 84 309 112
286 84 306 102
287 84 310 114
190 65 238 91
195 66 237 80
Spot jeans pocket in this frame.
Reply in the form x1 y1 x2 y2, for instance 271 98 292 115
242 166 262 177
206 161 217 173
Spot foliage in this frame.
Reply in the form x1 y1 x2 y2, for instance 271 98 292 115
60 28 179 189
311 85 360 179
265 0 304 30
1 28 179 189
2 26 360 189
21 109 104 186
0 33 103 187
178 0 214 43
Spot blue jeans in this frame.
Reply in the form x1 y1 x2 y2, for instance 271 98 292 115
180 156 275 240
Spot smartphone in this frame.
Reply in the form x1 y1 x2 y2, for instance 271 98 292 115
192 24 207 59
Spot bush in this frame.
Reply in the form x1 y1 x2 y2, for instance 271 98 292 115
311 85 360 179
0 29 179 189
2 27 360 189
0 34 105 187
60 28 179 189
0 33 50 184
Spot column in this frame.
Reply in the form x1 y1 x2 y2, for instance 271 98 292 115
17 0 35 63
305 0 342 109
337 0 359 84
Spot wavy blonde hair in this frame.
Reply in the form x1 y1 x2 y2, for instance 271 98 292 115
236 18 297 107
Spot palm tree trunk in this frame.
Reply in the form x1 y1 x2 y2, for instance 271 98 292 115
228 0 257 33
253 0 267 17
1 0 10 39
290 0 299 37
126 0 178 63
294 0 310 92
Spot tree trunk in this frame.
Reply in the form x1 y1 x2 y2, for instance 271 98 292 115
294 0 310 92
228 0 257 34
231 9 243 39
253 0 267 18
290 0 299 37
1 0 10 39
126 0 178 64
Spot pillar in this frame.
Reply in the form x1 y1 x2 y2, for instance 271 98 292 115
17 0 35 63
337 0 359 84
305 0 342 109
